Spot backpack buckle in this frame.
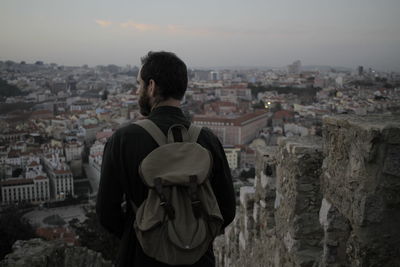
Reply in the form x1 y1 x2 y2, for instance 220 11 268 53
189 175 202 218
160 201 175 220
155 178 176 220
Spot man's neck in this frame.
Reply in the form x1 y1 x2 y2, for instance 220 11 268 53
152 98 181 109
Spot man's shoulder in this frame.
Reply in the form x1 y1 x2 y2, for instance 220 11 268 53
111 122 150 140
197 126 220 144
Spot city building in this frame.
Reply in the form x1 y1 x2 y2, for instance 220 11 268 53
215 84 252 103
41 152 74 200
64 141 84 162
288 60 302 75
224 146 241 170
1 176 50 203
0 159 50 204
193 111 269 145
70 101 93 112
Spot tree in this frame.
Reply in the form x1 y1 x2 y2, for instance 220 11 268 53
271 102 282 113
69 210 119 262
101 89 109 100
0 206 37 260
0 78 25 98
252 100 266 109
240 167 255 179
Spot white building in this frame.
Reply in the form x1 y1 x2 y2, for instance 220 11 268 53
1 159 50 204
50 168 74 200
215 84 252 103
41 152 74 200
5 154 22 166
64 141 84 162
224 147 241 170
70 101 93 111
1 176 50 204
88 140 106 180
78 124 103 141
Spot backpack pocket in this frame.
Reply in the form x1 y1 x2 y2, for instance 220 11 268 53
135 190 164 231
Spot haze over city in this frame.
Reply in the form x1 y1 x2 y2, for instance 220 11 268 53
1 0 400 71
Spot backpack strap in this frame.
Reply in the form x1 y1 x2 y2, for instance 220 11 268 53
188 124 202 143
167 124 189 143
129 200 138 214
134 119 166 146
189 175 202 218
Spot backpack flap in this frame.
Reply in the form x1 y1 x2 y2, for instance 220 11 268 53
167 187 207 250
139 142 212 186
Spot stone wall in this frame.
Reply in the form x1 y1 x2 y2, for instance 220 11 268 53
321 115 400 266
0 238 112 267
215 114 400 267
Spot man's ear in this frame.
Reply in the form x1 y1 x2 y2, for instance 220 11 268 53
148 79 157 97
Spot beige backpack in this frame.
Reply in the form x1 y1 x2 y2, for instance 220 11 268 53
131 119 224 265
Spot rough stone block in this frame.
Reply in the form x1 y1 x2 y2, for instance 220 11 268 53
0 239 112 267
322 115 400 223
239 186 255 208
383 144 400 176
322 114 400 266
274 136 324 266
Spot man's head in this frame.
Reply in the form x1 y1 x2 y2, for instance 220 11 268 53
138 51 188 116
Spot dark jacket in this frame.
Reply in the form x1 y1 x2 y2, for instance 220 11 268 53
96 106 236 267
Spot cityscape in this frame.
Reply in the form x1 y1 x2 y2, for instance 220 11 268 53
0 58 399 265
2 0 400 264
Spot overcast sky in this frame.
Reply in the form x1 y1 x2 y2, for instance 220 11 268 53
1 0 399 71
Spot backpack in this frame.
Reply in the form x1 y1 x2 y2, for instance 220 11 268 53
131 119 224 265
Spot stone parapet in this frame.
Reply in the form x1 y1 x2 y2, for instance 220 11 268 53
321 114 400 266
215 114 400 267
0 238 112 267
274 136 323 267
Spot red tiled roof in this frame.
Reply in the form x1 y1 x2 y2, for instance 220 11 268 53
28 161 39 167
223 84 248 89
212 101 236 107
7 151 20 158
83 124 99 129
54 169 71 174
31 110 53 115
273 110 294 120
193 110 268 126
0 178 34 186
96 131 113 140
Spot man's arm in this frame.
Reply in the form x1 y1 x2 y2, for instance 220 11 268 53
96 134 125 238
203 129 236 228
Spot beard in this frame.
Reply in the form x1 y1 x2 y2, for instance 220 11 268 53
138 89 152 116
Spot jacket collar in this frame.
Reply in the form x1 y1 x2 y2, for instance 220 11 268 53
148 106 184 118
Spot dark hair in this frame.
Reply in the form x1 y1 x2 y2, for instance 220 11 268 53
140 51 188 100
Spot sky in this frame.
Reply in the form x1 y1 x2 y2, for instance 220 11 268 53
1 0 400 71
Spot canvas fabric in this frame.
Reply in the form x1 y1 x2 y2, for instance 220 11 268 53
131 119 224 265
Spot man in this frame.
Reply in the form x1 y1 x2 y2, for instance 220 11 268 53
96 51 236 266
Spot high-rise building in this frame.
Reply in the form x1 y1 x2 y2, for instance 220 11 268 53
288 60 302 74
358 66 364 76
210 71 220 81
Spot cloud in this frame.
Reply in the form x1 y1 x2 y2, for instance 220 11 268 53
95 19 298 39
119 21 160 32
166 25 224 36
117 20 221 36
95 19 113 27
